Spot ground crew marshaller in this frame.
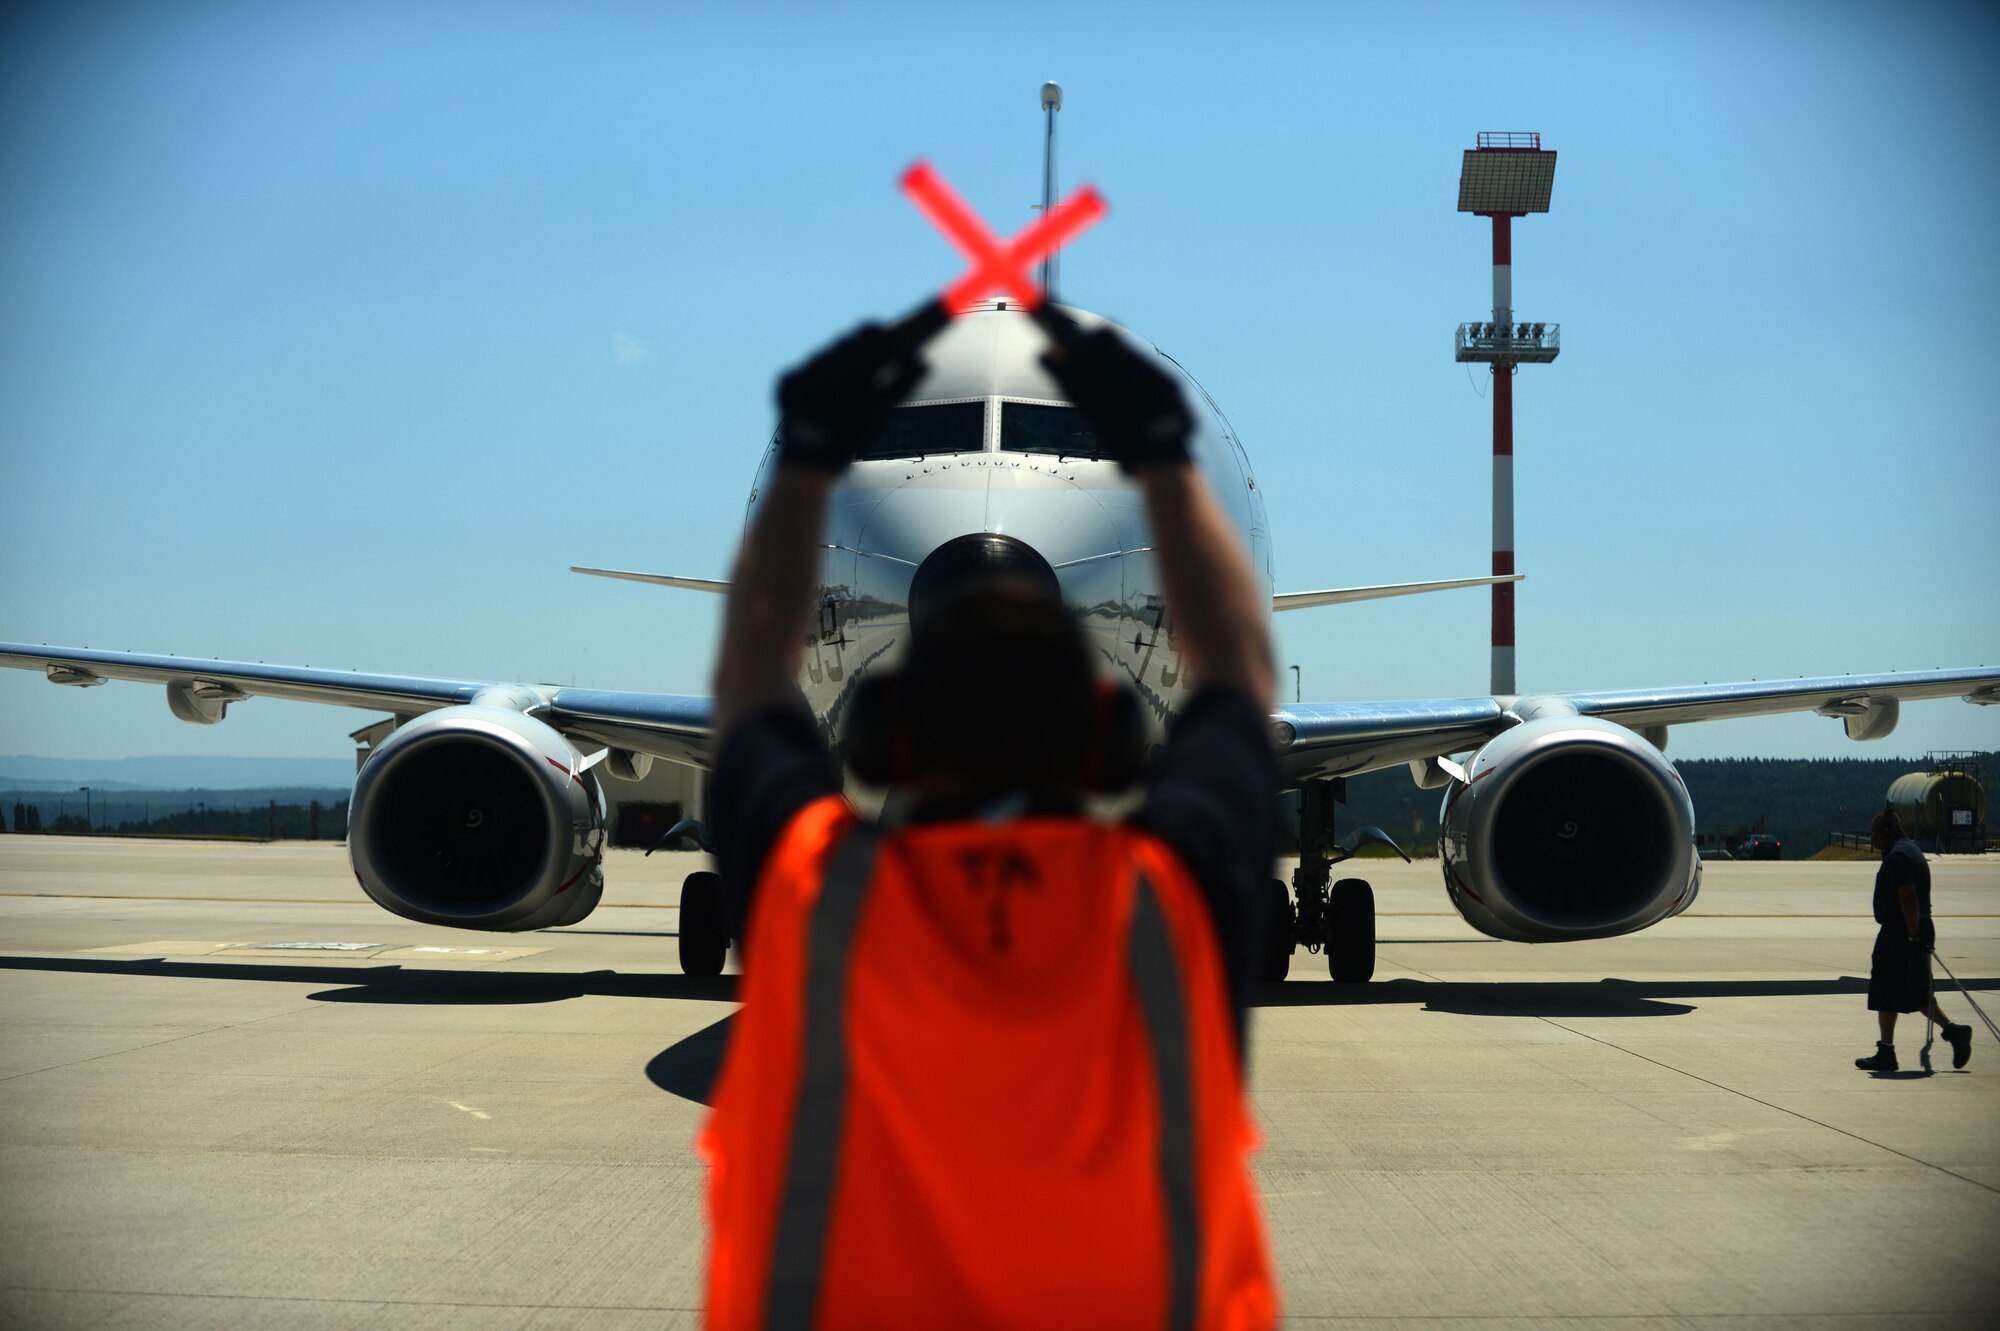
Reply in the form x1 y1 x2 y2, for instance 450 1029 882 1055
699 300 1281 1329
1855 808 1972 1073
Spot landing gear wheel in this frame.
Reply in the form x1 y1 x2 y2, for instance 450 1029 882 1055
1261 878 1294 983
678 871 727 977
1325 877 1375 983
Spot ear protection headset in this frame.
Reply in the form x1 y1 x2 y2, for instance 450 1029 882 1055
841 671 1149 793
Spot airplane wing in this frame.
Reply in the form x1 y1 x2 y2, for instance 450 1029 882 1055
0 642 713 770
11 641 1994 789
1271 666 2000 786
570 566 730 594
572 567 1522 612
1272 574 1521 611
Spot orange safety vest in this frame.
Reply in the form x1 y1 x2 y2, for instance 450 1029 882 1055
700 795 1277 1331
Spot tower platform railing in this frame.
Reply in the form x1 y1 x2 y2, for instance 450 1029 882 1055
1455 321 1561 364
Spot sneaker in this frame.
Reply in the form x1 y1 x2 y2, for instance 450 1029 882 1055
1944 1024 1972 1070
1855 1045 1898 1072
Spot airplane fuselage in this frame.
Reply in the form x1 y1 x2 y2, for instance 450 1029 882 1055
744 300 1274 745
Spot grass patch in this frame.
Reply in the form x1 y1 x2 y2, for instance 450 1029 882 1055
1809 844 1878 862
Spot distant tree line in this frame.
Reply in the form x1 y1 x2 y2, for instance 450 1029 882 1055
3 750 1990 860
1281 750 1996 861
2 789 348 840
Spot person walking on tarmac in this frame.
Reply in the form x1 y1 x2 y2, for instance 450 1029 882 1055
1856 808 1973 1072
699 299 1280 1330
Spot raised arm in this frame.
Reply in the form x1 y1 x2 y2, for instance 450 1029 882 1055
1034 306 1275 709
713 302 948 735
713 466 836 734
1133 464 1276 707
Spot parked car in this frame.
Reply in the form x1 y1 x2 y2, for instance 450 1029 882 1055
1736 834 1782 861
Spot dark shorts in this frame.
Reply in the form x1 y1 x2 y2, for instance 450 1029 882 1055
1867 926 1934 1013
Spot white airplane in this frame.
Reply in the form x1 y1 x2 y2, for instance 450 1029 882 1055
5 298 1997 984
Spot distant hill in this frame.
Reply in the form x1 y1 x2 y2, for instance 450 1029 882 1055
0 754 353 791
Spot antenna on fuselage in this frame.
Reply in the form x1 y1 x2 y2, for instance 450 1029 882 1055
1039 80 1063 300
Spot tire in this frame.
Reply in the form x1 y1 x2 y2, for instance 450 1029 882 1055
1325 877 1375 983
1262 877 1294 983
678 871 728 977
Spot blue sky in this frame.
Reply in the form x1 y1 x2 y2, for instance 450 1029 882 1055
2 0 1996 766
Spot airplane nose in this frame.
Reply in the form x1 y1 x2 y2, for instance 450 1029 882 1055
909 533 1059 629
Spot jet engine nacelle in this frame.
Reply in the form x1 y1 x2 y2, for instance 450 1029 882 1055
348 704 606 931
1439 712 1699 942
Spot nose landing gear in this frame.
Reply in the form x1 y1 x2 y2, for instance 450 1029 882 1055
1268 778 1406 984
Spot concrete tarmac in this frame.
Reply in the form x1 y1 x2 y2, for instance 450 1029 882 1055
2 836 1996 1329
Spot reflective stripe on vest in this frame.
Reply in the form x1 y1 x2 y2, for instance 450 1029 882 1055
1129 872 1198 1331
764 822 880 1331
763 824 1199 1331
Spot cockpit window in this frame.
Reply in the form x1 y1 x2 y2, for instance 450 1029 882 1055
999 402 1100 459
854 401 985 461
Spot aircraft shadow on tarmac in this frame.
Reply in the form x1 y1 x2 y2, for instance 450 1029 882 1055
6 957 1992 1105
0 955 737 1005
1250 974 2000 1019
6 955 1993 1021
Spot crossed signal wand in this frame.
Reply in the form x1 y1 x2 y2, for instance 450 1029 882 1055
901 160 1107 313
838 162 1108 377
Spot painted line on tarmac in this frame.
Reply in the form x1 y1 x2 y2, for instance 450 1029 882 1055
1392 957 2000 1199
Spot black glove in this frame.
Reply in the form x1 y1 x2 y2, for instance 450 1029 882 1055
1033 304 1193 472
776 301 950 473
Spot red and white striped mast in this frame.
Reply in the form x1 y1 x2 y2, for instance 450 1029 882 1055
1456 132 1559 697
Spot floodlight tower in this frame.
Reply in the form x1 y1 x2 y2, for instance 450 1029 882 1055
1039 80 1063 297
1457 132 1559 697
